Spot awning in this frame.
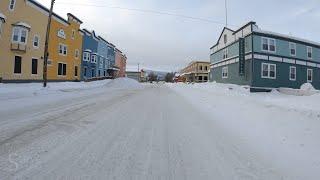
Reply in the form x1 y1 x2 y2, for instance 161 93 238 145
0 12 6 23
12 22 31 29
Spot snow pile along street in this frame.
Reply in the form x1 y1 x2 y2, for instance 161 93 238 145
168 82 320 180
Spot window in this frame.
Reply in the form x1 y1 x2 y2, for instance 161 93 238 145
199 66 203 71
261 63 276 79
222 67 228 78
75 49 79 59
289 66 296 81
261 37 276 52
12 27 28 44
59 44 67 55
307 46 312 59
9 0 16 11
199 76 203 81
58 63 67 76
204 76 208 81
33 35 40 48
307 69 313 82
71 30 75 39
289 43 296 56
104 71 106 76
224 34 227 44
205 66 208 71
84 67 87 77
32 58 38 75
83 52 90 61
74 66 78 76
91 69 95 77
14 56 21 74
98 70 101 77
223 48 228 59
91 55 97 63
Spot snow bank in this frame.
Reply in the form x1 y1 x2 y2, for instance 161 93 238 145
278 83 319 96
108 78 143 90
0 78 142 101
168 82 320 179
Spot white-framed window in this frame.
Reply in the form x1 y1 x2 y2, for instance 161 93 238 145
307 69 313 82
307 46 312 59
75 49 79 59
58 63 67 76
91 55 97 63
223 48 228 59
71 29 75 40
12 27 28 44
289 42 296 56
58 44 67 56
9 0 16 11
261 37 276 52
33 35 40 48
261 63 276 79
289 66 296 81
83 52 90 61
222 66 228 78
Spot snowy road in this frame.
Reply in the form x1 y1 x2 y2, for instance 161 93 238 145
0 82 319 179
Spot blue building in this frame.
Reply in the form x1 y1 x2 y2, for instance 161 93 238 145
210 22 320 91
106 42 119 78
97 36 110 78
81 29 99 80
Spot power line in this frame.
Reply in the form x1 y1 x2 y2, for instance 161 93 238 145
56 2 237 27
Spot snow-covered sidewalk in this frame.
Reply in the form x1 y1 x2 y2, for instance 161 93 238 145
168 82 320 180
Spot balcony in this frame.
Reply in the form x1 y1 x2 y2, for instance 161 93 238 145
11 43 27 53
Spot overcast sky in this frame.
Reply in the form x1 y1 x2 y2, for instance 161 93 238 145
37 0 320 71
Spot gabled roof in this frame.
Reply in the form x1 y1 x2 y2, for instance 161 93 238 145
28 0 70 25
211 27 235 49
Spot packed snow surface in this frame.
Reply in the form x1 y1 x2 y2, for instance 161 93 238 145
0 80 319 179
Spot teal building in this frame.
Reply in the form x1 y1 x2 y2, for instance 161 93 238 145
210 22 320 91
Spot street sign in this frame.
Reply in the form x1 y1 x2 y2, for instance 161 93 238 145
239 38 245 76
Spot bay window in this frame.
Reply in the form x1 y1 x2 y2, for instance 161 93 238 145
12 27 28 44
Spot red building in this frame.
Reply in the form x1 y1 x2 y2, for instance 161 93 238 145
115 48 127 78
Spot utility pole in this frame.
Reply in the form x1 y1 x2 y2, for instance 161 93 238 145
225 0 228 27
43 0 55 87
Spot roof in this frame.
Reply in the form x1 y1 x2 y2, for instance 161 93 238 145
67 13 83 24
210 27 235 49
28 0 70 25
12 22 31 29
210 21 320 49
253 29 320 48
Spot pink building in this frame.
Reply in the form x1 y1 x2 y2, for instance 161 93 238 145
115 48 127 78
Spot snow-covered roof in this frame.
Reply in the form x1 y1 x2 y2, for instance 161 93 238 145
0 12 6 22
253 29 320 47
13 22 31 29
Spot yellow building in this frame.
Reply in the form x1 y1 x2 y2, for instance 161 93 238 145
47 13 83 81
181 61 210 83
0 0 48 82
